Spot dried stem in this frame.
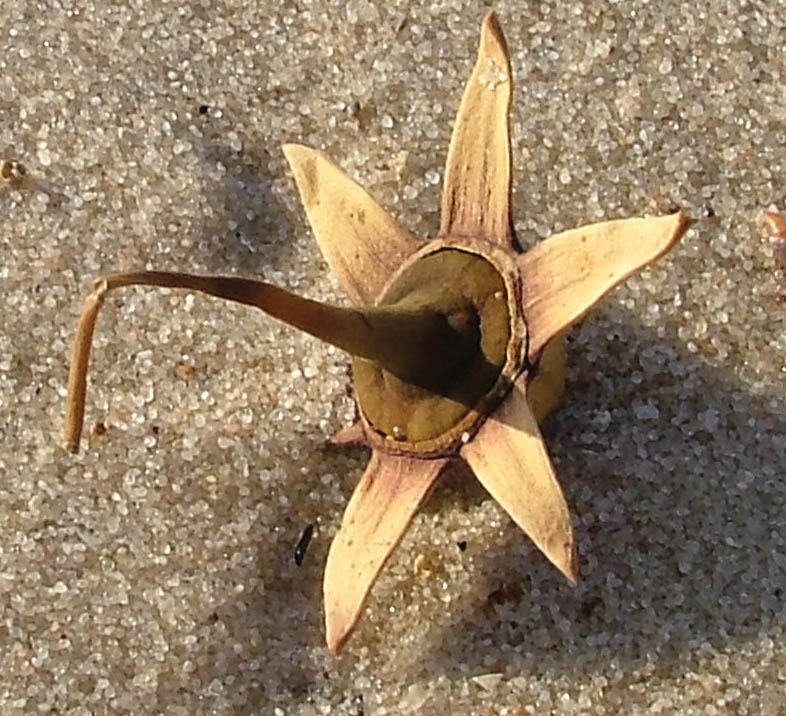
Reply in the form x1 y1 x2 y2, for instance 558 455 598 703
63 271 480 453
63 285 106 452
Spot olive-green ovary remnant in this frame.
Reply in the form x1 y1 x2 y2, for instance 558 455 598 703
353 249 510 444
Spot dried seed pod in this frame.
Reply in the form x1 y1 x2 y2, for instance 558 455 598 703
63 12 688 655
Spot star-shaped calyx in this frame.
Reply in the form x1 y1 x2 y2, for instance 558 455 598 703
63 12 688 654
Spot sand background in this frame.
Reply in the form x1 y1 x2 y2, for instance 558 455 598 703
2 1 785 713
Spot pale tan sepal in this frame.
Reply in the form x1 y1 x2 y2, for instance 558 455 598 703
461 373 577 582
328 421 368 448
520 212 689 358
282 143 420 305
323 451 449 653
439 12 514 246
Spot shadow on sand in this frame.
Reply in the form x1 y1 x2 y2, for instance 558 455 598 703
405 304 785 687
